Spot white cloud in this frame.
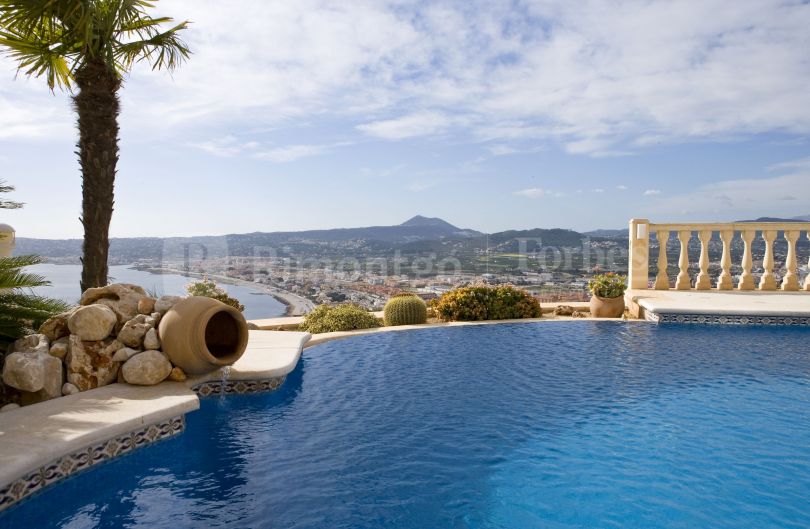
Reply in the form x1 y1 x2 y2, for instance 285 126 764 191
617 185 628 190
592 188 606 193
643 189 662 196
515 187 564 199
253 144 329 163
2 0 809 157
357 112 451 140
642 164 810 218
515 188 549 198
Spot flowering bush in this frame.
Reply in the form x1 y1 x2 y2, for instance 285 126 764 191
186 278 245 312
299 304 382 333
431 285 541 322
587 273 627 298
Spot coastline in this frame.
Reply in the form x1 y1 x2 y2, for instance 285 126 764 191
146 267 315 316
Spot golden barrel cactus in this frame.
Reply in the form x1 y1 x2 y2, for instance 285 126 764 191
383 294 428 326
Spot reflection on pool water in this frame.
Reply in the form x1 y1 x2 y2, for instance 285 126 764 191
2 322 810 529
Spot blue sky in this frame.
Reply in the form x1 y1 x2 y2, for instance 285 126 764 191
1 0 809 238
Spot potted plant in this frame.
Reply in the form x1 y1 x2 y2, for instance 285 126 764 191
587 272 627 318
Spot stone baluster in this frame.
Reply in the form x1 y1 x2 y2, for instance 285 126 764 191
805 232 810 291
675 230 691 290
781 230 800 291
758 230 777 291
628 219 650 290
717 230 734 290
695 230 712 290
654 230 670 290
738 229 755 290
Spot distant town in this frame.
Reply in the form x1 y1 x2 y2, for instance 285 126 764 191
17 215 810 313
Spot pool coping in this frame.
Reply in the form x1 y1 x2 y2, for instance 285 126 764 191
0 330 311 513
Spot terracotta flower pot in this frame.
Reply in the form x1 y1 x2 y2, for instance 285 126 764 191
589 295 625 318
158 296 249 375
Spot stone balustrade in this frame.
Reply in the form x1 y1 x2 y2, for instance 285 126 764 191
628 219 810 292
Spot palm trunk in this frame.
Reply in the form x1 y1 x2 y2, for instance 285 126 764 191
73 59 121 292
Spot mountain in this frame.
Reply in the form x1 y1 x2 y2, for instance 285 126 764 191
15 216 483 260
738 215 810 223
583 229 626 238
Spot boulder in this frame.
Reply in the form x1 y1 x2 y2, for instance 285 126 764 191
11 334 50 355
143 328 161 350
117 314 154 348
112 347 141 363
154 295 184 315
121 350 172 386
68 305 117 341
38 311 74 341
61 382 80 396
65 336 121 391
138 297 157 315
2 351 62 402
167 366 187 382
49 336 70 359
0 403 20 412
80 283 149 326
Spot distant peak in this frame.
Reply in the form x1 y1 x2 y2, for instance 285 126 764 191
400 215 458 229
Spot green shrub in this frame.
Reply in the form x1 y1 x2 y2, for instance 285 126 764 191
299 304 382 333
383 294 427 326
431 285 541 322
587 272 627 298
186 278 245 311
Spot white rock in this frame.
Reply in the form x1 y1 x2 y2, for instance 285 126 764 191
38 311 74 342
65 336 121 391
117 314 153 348
62 382 80 396
11 334 50 355
68 305 117 341
80 283 149 325
143 328 161 350
1 351 62 401
112 347 141 362
1 403 20 412
121 350 172 386
154 295 184 315
49 336 70 359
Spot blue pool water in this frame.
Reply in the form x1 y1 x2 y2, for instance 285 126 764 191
3 322 810 528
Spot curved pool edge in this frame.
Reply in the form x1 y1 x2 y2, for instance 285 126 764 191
305 316 647 349
0 330 311 513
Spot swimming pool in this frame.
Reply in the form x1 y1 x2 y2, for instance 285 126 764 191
3 322 810 528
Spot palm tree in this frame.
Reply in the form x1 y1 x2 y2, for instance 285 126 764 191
0 1 190 291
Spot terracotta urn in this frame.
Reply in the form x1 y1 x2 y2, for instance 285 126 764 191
158 296 249 375
589 295 625 318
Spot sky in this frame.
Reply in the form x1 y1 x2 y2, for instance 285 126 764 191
1 0 809 239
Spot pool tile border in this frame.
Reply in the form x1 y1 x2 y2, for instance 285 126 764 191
646 312 810 326
192 376 286 397
0 415 185 513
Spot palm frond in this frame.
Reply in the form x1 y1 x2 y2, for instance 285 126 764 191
114 19 189 71
0 255 50 290
0 179 23 209
0 0 189 88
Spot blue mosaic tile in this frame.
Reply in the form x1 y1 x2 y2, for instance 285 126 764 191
648 312 810 326
0 416 184 513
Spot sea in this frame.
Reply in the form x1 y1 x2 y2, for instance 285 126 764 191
26 264 287 320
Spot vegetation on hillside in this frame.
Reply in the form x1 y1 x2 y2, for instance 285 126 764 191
186 279 245 312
